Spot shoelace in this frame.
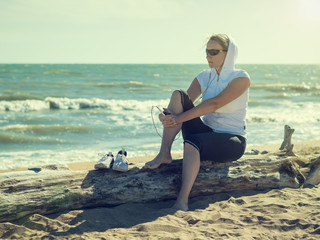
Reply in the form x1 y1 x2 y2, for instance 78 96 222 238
117 154 128 164
98 153 112 162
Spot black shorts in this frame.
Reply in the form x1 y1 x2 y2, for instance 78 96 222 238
179 90 246 163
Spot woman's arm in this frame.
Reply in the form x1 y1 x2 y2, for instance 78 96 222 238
159 78 201 125
163 77 250 127
187 78 201 103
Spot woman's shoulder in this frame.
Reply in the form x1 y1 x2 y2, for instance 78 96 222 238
197 69 211 77
196 69 211 81
232 68 250 79
196 69 212 87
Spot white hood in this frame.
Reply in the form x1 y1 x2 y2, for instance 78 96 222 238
221 35 238 73
213 35 239 82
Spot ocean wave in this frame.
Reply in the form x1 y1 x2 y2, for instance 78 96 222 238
251 83 320 92
46 97 112 110
43 70 83 75
0 97 169 112
97 81 160 88
246 101 320 124
0 133 70 144
265 93 302 99
0 69 18 74
0 99 49 112
246 116 277 123
0 94 42 101
248 100 261 106
0 124 92 134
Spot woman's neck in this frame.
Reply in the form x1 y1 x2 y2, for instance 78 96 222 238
215 66 222 75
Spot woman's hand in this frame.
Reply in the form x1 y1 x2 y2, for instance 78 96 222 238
159 108 179 128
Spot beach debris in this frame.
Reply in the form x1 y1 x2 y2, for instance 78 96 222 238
279 125 295 156
28 168 42 173
304 156 320 187
42 164 70 171
27 165 69 173
280 159 305 186
244 149 259 155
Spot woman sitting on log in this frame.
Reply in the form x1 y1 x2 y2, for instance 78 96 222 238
144 34 251 211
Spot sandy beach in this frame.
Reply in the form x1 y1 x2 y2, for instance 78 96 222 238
0 140 319 239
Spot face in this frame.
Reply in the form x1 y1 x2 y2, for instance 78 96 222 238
206 40 227 69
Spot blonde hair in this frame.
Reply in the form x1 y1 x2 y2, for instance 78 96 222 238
208 34 229 51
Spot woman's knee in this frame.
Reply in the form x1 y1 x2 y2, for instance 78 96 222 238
168 90 184 113
172 90 194 112
171 90 183 102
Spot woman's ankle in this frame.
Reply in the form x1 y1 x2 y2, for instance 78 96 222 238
158 150 171 159
172 199 188 211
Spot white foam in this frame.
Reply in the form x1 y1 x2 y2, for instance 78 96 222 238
0 148 183 170
0 97 170 113
0 100 49 112
0 149 100 170
247 101 320 124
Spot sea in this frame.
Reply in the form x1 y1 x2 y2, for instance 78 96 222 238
0 64 319 170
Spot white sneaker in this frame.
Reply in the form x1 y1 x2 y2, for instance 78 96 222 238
95 152 114 170
112 149 129 172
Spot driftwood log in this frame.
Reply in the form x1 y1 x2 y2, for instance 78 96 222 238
1 125 319 223
0 153 318 223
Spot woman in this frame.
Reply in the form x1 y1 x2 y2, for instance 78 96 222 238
144 34 250 211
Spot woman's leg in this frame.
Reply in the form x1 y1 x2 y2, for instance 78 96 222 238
173 142 200 211
185 132 246 162
144 90 184 169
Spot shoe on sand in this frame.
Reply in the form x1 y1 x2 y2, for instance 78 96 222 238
112 149 129 172
95 152 114 170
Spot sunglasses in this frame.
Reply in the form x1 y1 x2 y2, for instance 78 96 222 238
206 49 227 56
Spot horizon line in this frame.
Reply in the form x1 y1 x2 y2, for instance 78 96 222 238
0 62 319 65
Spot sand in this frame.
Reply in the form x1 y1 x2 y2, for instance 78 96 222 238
0 140 320 239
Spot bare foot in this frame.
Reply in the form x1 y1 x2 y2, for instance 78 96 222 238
172 201 189 211
144 153 172 169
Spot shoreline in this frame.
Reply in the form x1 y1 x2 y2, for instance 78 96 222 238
0 153 183 174
1 139 319 174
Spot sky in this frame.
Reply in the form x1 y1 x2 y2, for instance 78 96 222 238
0 0 320 64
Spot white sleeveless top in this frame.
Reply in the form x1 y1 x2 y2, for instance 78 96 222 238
196 36 250 137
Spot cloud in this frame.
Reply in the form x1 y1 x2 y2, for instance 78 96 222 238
1 0 190 27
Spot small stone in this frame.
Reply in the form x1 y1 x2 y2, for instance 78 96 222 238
28 168 42 173
42 164 70 171
244 149 259 155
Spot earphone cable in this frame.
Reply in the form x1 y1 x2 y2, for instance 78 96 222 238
151 106 180 141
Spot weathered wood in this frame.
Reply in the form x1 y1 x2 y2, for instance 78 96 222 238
304 156 320 187
279 125 295 156
0 154 315 223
